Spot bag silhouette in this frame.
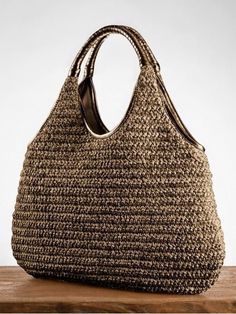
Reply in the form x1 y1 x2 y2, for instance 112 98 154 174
12 25 225 294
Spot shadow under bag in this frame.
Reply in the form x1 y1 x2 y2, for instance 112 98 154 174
12 25 225 294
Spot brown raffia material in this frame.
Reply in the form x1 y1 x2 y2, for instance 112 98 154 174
12 25 225 294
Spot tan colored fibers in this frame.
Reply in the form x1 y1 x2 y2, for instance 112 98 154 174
12 26 225 295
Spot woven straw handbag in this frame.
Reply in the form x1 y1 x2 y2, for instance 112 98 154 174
12 25 225 294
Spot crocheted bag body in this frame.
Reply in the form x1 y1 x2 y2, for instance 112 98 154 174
12 25 225 294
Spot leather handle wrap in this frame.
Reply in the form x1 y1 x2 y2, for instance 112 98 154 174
69 25 160 77
84 25 160 77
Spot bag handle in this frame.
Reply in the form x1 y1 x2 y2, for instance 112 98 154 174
69 25 160 78
83 25 160 78
69 25 205 150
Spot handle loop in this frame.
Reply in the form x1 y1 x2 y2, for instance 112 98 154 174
69 25 160 78
84 25 160 78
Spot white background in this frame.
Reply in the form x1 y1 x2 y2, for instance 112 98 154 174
0 0 235 265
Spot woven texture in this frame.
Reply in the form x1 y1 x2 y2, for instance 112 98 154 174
12 64 225 294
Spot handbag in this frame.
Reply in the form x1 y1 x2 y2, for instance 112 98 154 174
12 25 225 294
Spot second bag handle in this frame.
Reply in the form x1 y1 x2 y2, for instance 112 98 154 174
69 25 160 78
